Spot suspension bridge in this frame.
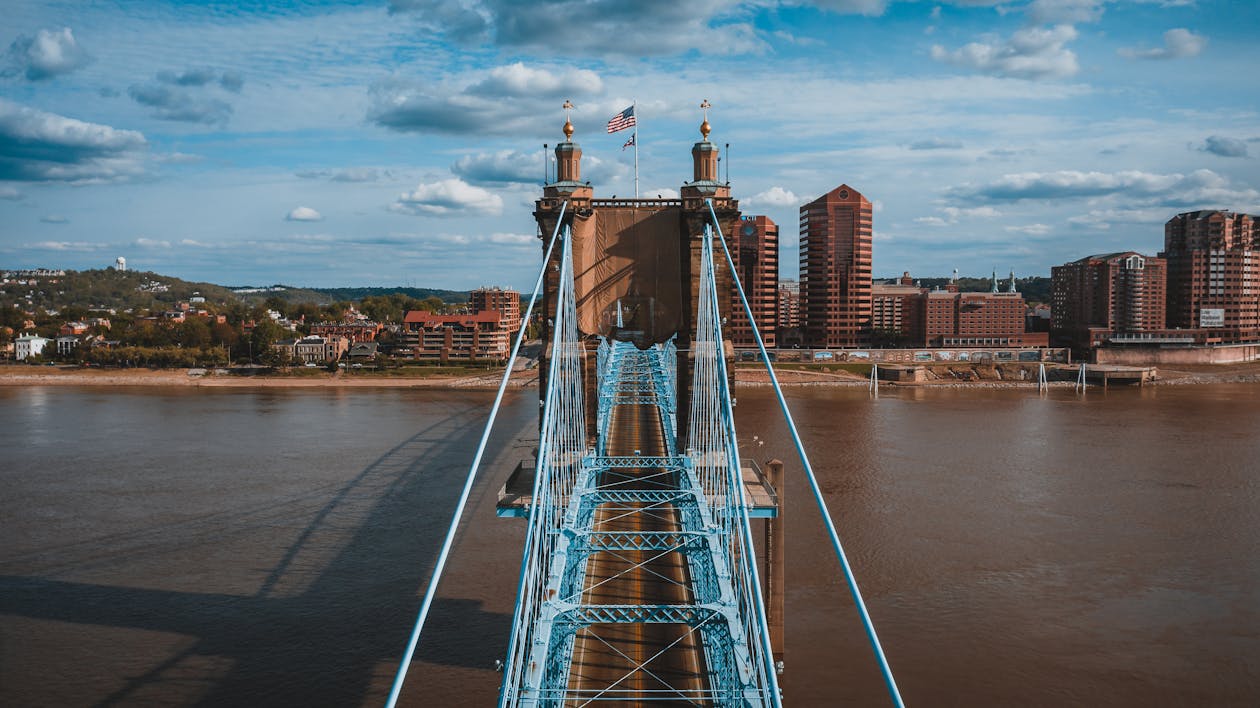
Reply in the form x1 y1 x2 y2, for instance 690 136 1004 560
385 108 904 706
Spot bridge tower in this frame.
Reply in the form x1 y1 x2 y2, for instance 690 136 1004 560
533 105 741 448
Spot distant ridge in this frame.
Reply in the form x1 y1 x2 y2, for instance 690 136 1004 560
0 268 471 313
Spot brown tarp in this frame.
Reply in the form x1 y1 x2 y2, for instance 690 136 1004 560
571 207 683 346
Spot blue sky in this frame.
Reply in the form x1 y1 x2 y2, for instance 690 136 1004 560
2 0 1257 289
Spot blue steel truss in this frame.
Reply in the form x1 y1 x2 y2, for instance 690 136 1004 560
498 220 781 706
389 198 902 708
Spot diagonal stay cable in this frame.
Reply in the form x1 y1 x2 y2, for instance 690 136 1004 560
706 199 905 708
385 201 568 708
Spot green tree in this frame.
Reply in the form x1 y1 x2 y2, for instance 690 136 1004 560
250 319 287 362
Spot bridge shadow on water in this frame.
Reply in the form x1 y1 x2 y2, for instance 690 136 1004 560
0 400 527 707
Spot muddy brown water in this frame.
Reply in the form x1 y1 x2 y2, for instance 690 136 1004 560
2 383 1257 706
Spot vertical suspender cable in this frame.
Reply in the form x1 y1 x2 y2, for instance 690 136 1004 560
500 219 576 706
706 200 906 708
386 200 568 708
701 228 783 705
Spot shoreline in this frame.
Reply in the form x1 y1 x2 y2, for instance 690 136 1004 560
3 362 1259 390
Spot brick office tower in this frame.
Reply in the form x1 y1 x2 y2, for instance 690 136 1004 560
799 185 872 347
1161 210 1260 342
470 286 521 334
1051 252 1167 350
730 215 779 347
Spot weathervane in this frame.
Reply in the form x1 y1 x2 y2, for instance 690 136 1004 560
562 99 575 141
699 99 712 141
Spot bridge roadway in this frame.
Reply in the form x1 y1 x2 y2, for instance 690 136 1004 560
565 367 710 704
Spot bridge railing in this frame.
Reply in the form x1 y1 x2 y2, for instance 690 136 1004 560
500 225 588 703
686 220 781 703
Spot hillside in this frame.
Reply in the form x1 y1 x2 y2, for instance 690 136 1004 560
1 268 242 312
1 269 471 314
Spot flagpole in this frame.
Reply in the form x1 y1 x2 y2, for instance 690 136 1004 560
633 99 639 199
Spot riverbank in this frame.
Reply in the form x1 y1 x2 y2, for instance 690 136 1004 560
3 360 1258 389
0 366 538 389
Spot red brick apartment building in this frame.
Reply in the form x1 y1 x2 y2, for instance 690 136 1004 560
1051 252 1167 350
309 321 382 343
799 185 872 347
1161 210 1260 343
469 287 522 334
402 310 509 362
729 215 778 347
871 272 1044 347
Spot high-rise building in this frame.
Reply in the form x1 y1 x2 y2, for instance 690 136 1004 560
776 279 801 347
730 215 778 347
470 286 522 334
1161 210 1259 342
799 185 872 347
1051 252 1167 350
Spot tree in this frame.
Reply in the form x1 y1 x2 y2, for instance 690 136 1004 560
174 318 211 348
250 320 287 362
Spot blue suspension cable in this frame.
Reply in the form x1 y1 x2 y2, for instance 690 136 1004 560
386 200 569 708
706 199 906 708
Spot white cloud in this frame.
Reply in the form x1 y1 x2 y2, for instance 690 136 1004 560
1067 207 1172 229
932 24 1079 79
916 205 1001 226
135 237 172 248
746 186 800 207
286 206 324 222
0 99 148 183
1119 28 1206 60
4 27 89 80
944 206 1001 219
40 214 69 224
1004 223 1052 235
642 187 680 199
25 240 102 251
468 62 603 98
392 178 503 216
951 168 1260 211
0 185 21 200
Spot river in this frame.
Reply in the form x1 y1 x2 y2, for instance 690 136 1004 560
2 383 1257 706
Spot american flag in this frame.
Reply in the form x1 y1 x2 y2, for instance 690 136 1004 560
622 133 635 150
606 105 635 133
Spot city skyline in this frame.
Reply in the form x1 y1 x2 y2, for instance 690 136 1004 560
2 0 1258 289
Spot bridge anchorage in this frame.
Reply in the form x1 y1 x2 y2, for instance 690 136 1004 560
387 108 904 707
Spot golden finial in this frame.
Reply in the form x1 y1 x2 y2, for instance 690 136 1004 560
562 99 574 141
699 99 712 140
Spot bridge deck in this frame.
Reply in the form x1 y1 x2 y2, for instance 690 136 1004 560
566 398 711 705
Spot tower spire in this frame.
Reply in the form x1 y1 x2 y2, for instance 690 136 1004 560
699 99 712 141
561 99 574 141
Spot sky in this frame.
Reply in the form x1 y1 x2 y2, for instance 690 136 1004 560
1 0 1258 290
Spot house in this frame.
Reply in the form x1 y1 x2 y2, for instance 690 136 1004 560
346 342 379 360
56 335 80 356
293 335 349 364
14 334 52 360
